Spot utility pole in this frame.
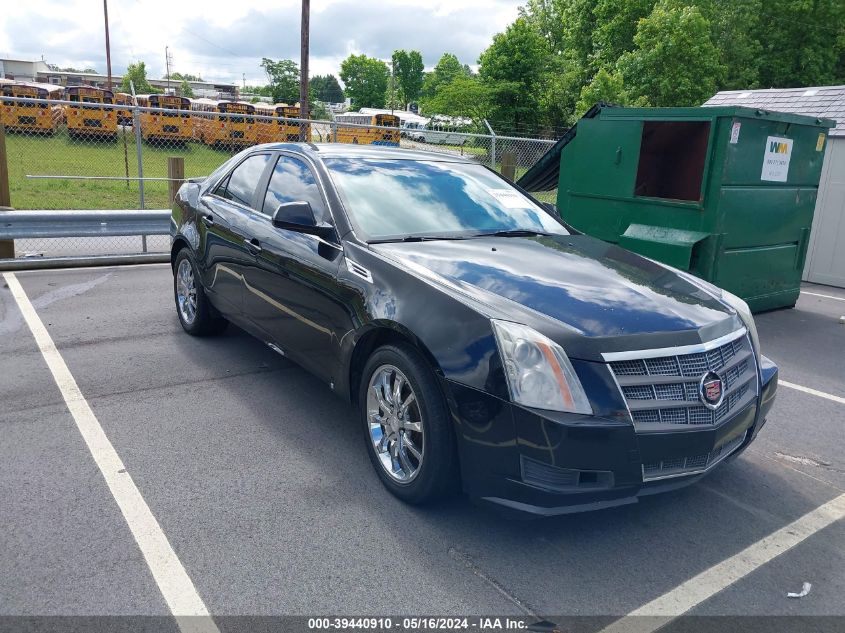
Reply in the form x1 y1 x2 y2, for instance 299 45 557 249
390 57 396 115
165 46 172 93
299 0 310 140
103 0 113 90
242 73 246 92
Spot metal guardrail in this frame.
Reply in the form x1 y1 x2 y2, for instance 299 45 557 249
0 209 172 270
0 209 170 239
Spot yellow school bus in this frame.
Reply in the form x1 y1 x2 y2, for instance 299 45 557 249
253 103 312 143
335 112 400 146
0 82 64 135
65 86 117 140
197 100 257 149
137 94 192 144
113 92 134 126
189 98 217 141
253 102 278 144
278 105 312 142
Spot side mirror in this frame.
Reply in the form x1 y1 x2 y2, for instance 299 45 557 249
272 201 335 240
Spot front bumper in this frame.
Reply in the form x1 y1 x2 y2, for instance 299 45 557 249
445 355 778 516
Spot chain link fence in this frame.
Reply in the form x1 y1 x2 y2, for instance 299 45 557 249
1 96 558 260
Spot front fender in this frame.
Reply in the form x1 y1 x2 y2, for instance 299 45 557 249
336 242 508 402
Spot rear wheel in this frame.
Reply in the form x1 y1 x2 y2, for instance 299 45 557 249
173 248 227 336
360 343 459 504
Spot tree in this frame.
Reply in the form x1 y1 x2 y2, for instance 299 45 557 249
171 72 204 82
422 76 492 123
310 74 344 103
120 61 158 94
617 2 724 106
575 68 625 116
392 50 424 105
685 0 762 90
422 53 468 98
591 0 655 70
339 54 390 108
753 0 845 88
478 17 550 131
261 58 300 104
179 80 194 98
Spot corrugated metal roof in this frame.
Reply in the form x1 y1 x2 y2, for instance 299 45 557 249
704 86 845 136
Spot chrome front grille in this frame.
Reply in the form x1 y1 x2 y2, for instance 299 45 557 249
642 431 747 481
607 330 758 429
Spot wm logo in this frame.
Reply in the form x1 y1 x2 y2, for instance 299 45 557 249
769 140 789 153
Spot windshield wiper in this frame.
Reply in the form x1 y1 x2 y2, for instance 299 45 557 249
368 235 470 244
474 229 552 238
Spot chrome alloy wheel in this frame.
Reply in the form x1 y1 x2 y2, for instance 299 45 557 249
176 258 197 325
366 364 424 483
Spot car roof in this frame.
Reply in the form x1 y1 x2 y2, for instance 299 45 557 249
253 142 476 163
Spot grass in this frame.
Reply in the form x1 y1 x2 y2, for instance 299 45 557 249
5 127 234 210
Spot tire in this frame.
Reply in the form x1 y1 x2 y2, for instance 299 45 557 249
359 343 459 504
173 248 228 336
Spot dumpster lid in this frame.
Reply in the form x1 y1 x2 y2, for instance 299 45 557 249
517 103 611 192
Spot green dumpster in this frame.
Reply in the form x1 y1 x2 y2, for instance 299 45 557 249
517 104 835 312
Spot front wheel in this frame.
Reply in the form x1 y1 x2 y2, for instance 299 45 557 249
173 248 228 336
360 343 459 504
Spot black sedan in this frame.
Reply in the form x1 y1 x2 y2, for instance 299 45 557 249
170 143 778 516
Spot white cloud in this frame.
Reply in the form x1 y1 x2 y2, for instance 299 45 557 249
0 0 521 85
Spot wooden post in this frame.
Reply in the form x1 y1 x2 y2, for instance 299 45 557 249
500 151 517 182
0 124 13 259
167 156 185 205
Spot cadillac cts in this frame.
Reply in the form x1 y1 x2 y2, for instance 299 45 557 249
170 144 778 516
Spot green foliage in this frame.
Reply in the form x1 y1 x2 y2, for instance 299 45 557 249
311 101 332 121
310 74 344 103
120 61 159 94
422 53 469 98
591 0 655 70
170 72 204 82
179 80 194 98
392 50 425 105
617 2 724 107
753 0 845 88
478 17 550 130
422 76 493 123
261 58 300 105
339 54 390 108
575 68 625 116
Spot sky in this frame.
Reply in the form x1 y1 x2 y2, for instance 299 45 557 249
0 0 523 87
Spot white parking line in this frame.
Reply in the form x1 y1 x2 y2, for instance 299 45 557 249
801 290 845 302
3 272 219 633
780 380 845 405
598 492 845 633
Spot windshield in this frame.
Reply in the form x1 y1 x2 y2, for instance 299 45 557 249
324 158 568 241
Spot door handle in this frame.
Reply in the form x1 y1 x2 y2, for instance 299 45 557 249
244 238 262 254
201 214 215 227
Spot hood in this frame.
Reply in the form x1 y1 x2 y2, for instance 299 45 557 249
372 234 735 341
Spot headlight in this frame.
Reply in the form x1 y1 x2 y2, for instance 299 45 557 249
491 319 592 414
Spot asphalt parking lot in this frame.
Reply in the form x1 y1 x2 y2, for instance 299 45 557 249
1 264 844 630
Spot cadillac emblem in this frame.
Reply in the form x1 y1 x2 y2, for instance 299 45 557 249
699 371 725 410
